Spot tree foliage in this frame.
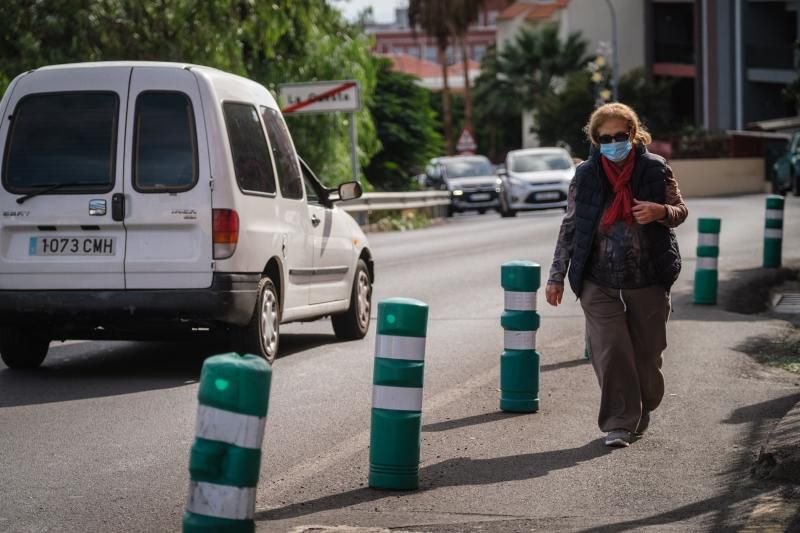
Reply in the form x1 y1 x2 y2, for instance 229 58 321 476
534 71 595 159
0 0 379 186
617 67 676 138
497 24 589 112
364 59 442 191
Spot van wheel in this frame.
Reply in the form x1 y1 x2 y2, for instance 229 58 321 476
332 259 372 340
0 328 50 369
233 277 279 364
792 172 800 197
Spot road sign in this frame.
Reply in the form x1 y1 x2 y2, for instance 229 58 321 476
278 80 361 115
456 128 477 154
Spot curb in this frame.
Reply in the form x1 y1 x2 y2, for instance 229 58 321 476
753 398 800 483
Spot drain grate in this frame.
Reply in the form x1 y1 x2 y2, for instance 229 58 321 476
772 293 800 314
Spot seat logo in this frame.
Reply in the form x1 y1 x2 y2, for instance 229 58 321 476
89 199 107 216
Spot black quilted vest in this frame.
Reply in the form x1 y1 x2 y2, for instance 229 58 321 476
568 145 681 297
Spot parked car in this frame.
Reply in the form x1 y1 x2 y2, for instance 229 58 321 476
772 130 800 196
0 61 373 368
424 155 501 216
497 147 575 217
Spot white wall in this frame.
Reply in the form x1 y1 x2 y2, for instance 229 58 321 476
562 0 645 75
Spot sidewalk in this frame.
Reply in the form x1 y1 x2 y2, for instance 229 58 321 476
256 289 800 532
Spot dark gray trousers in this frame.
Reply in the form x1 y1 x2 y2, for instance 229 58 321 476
580 280 671 432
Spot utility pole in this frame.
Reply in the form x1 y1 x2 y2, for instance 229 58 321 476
604 0 619 102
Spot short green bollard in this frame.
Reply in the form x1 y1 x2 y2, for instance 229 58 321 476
500 261 541 413
369 298 429 491
763 195 784 268
183 353 272 533
694 218 721 305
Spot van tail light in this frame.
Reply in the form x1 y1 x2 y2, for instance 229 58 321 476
213 209 239 259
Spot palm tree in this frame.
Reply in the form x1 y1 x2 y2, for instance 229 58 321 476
451 0 486 136
408 0 457 153
473 45 519 159
498 24 589 112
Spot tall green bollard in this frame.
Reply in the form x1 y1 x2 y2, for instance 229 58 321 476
763 195 785 268
500 261 541 413
369 298 429 491
693 218 721 305
183 353 272 533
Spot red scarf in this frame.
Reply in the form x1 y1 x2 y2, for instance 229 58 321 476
600 149 636 228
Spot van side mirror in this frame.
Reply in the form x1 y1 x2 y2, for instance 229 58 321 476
337 181 362 202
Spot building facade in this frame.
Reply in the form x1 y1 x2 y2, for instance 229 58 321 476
496 0 646 147
647 0 799 131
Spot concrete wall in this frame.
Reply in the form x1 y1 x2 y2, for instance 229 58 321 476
562 0 645 74
671 157 765 197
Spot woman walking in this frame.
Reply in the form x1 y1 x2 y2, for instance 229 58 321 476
546 103 688 447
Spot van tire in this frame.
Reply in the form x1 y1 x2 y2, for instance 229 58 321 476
232 277 280 364
792 172 800 197
0 328 50 369
332 260 372 340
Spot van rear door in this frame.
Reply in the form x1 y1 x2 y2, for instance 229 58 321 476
0 67 130 289
122 67 213 289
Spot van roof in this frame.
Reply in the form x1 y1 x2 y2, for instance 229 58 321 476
26 61 276 108
35 61 221 73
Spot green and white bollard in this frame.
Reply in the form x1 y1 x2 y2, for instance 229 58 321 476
369 298 429 491
763 195 784 268
183 353 272 533
694 218 721 305
500 261 541 413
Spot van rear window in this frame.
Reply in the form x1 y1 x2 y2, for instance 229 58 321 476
134 92 197 192
3 92 118 192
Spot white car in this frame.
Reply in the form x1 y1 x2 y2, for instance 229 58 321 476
0 61 373 368
498 148 575 217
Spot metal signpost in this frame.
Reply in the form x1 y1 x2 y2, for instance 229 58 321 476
278 80 362 183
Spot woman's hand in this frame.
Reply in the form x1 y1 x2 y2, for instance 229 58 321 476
632 199 668 224
545 282 564 307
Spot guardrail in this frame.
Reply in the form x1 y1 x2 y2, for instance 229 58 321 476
340 191 451 226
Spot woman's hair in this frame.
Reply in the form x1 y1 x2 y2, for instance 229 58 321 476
584 102 652 147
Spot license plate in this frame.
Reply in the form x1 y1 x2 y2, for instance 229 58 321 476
29 236 116 256
534 191 561 201
471 193 491 201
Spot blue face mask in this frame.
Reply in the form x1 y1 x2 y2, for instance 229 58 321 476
600 140 632 162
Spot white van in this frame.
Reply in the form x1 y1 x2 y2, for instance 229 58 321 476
0 62 373 368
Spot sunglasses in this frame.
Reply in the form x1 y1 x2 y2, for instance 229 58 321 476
598 131 630 144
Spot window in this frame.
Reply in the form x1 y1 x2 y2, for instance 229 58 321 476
260 106 303 200
303 174 320 204
134 92 197 192
442 157 493 178
300 160 324 205
4 92 118 192
222 102 276 195
510 153 572 173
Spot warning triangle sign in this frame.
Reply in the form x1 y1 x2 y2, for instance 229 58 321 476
456 128 477 154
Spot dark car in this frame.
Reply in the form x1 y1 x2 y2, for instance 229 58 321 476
424 155 501 216
773 130 800 196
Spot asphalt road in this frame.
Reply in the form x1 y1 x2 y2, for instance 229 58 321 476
1 194 799 532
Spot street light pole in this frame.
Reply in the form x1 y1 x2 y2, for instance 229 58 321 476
604 0 619 102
